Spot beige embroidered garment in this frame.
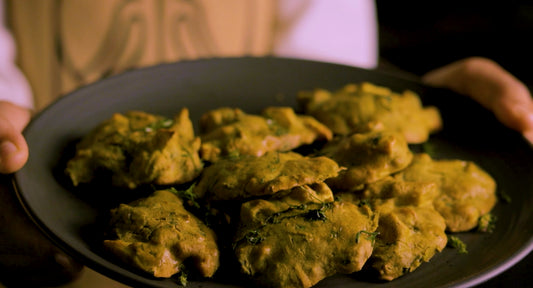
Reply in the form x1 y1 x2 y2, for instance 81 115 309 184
5 0 378 111
7 0 276 111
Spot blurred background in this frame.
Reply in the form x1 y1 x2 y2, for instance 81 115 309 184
377 1 533 88
376 2 533 287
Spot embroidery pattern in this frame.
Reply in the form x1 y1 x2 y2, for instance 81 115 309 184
57 0 218 88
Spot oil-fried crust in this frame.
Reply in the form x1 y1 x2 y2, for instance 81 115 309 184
234 185 378 288
194 151 342 201
321 130 413 191
340 177 447 281
199 107 332 162
396 153 497 232
297 82 442 143
65 109 203 189
104 190 219 278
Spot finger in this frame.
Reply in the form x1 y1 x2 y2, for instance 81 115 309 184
0 120 28 174
0 101 31 132
0 102 31 174
421 57 533 135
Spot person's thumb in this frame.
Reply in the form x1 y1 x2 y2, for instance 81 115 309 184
0 101 30 174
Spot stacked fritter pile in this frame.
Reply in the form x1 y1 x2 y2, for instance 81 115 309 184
65 82 497 288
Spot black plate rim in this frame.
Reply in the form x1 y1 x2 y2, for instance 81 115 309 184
13 56 533 288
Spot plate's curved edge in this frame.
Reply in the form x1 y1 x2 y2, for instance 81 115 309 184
19 56 426 136
457 245 533 288
12 56 533 288
10 177 156 288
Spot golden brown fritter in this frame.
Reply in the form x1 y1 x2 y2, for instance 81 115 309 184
355 176 440 208
371 205 447 281
396 153 497 232
63 80 499 287
321 130 413 191
199 107 332 162
65 109 203 189
297 82 442 143
193 151 342 201
234 185 378 288
103 190 219 278
238 182 335 225
339 177 447 281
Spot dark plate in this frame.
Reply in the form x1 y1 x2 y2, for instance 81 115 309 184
13 57 533 288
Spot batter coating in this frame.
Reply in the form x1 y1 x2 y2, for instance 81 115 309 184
199 107 332 162
193 151 342 201
340 177 447 280
321 130 413 191
396 153 497 232
65 109 203 189
235 185 378 288
297 82 441 143
104 190 219 278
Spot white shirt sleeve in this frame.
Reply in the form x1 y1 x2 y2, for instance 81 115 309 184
272 0 378 69
0 0 34 109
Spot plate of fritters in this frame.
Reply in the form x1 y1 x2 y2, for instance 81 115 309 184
14 57 533 288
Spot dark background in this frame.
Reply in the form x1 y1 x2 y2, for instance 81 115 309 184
377 1 533 87
376 2 532 286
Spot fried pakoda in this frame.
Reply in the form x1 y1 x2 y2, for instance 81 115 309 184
199 107 332 162
340 177 447 281
104 190 219 278
65 109 203 189
234 184 378 288
63 80 501 287
238 183 335 222
194 151 342 201
297 82 441 143
321 130 413 191
396 153 497 232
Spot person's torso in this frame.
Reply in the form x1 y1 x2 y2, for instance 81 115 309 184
7 0 276 110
